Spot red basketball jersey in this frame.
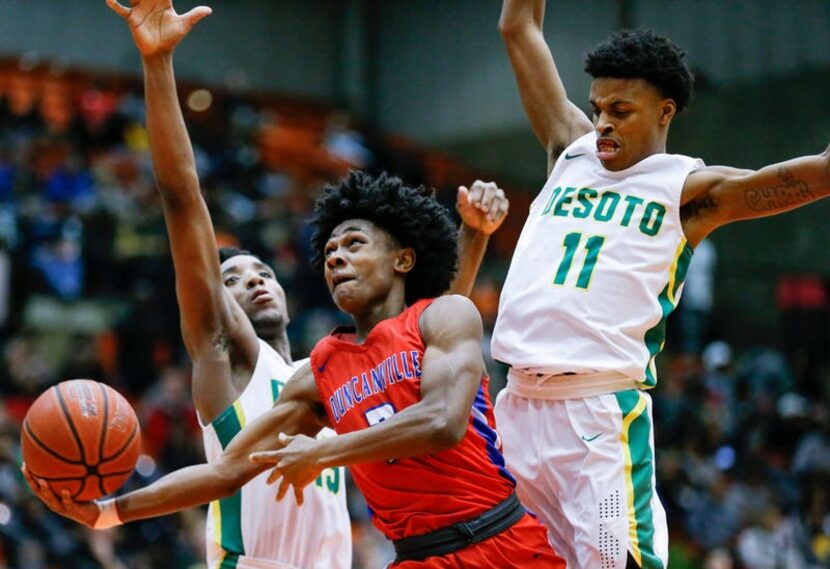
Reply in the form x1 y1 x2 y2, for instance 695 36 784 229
310 299 516 540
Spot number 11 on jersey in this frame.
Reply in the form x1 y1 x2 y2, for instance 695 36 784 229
553 232 605 289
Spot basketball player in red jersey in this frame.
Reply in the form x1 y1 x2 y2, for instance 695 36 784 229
25 171 562 567
248 171 564 567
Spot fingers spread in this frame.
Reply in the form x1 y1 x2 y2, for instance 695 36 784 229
276 477 291 502
267 464 283 485
183 6 213 29
104 0 131 19
249 451 279 464
294 485 305 507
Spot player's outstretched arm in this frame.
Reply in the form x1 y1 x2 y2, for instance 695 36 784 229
681 149 830 246
23 374 327 528
499 0 592 172
449 180 510 297
107 0 260 421
251 296 485 501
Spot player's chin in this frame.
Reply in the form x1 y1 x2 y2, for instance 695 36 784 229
249 307 287 328
331 290 362 315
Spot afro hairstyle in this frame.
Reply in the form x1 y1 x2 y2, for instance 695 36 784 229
309 170 458 305
585 29 694 113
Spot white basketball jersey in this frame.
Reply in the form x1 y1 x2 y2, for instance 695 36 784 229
492 132 704 388
201 340 351 569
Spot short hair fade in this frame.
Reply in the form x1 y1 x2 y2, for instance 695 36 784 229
585 29 694 113
218 247 259 264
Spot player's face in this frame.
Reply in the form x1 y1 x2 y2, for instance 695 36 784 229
220 255 289 329
589 77 675 171
323 219 409 315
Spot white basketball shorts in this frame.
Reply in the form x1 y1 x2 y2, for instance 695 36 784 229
494 389 668 569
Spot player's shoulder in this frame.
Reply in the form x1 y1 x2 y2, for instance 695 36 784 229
426 294 477 315
420 295 482 342
682 164 756 201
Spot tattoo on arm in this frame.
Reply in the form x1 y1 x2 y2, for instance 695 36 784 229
743 167 815 212
680 194 718 222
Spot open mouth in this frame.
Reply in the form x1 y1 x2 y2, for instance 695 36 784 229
596 138 620 161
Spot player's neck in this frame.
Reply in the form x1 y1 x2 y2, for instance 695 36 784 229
350 292 407 344
260 330 293 364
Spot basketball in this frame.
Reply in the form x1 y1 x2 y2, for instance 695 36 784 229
21 380 141 502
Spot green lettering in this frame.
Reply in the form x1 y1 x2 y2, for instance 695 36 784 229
554 232 581 285
572 188 598 218
271 379 286 403
639 202 666 236
326 467 340 493
542 187 562 216
620 195 645 227
576 236 606 289
552 187 577 217
594 191 621 222
315 467 341 494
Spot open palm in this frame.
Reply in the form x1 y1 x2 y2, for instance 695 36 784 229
106 0 211 58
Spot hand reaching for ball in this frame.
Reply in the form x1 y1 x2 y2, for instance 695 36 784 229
22 464 102 528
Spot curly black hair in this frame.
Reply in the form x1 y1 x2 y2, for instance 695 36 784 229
309 171 458 305
585 29 693 113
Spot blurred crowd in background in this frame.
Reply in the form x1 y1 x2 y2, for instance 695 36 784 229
0 60 828 569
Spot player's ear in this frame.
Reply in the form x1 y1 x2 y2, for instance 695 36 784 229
393 248 416 275
659 99 676 125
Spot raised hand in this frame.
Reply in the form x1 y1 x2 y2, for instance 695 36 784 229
21 464 101 528
457 180 510 236
249 433 325 507
105 0 212 58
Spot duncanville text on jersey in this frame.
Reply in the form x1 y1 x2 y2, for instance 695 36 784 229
327 350 422 424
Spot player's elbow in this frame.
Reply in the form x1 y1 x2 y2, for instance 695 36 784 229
499 4 543 41
428 414 467 451
498 19 528 40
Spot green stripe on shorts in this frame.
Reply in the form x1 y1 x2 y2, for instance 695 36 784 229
616 390 664 569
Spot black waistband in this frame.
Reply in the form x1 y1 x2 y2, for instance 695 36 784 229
392 493 526 562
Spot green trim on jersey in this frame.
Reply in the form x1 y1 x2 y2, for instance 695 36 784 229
210 401 247 558
642 240 693 387
616 390 664 569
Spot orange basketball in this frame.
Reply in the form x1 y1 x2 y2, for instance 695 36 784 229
21 379 141 501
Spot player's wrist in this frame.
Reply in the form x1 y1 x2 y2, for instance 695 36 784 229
93 498 123 530
312 439 337 470
459 221 493 240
